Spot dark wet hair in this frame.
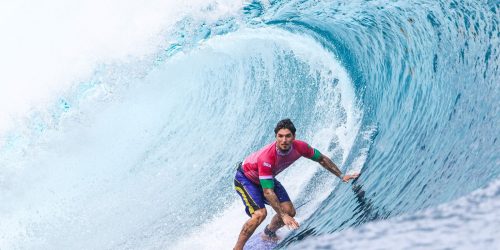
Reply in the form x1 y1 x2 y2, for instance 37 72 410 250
274 119 296 135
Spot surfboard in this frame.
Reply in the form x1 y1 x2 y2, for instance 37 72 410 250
244 231 280 250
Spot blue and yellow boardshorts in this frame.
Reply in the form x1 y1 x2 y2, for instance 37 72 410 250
234 162 291 217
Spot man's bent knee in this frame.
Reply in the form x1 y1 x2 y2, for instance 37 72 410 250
252 208 267 223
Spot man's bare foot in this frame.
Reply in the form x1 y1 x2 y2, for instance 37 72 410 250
260 232 280 242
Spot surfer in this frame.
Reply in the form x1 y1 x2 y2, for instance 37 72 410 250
233 119 359 250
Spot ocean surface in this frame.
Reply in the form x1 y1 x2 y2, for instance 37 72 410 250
0 0 498 249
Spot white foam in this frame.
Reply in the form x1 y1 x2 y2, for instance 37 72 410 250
0 1 250 248
0 0 246 135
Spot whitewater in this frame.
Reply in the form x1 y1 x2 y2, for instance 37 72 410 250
0 0 498 249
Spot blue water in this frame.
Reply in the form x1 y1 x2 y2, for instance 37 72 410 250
0 0 498 249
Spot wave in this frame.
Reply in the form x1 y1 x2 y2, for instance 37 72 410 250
0 0 498 249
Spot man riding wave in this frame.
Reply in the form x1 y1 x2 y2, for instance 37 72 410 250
233 119 359 249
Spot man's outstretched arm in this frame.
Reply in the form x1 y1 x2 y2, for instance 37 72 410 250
315 154 359 182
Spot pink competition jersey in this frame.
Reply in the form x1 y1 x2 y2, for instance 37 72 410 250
242 140 319 185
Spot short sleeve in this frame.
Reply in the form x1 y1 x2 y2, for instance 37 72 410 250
295 140 321 161
258 160 274 189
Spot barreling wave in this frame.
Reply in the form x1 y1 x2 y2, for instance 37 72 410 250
0 0 498 249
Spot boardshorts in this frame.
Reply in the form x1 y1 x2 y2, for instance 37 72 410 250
234 162 291 217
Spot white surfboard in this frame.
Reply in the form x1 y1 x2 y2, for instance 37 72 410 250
244 231 280 250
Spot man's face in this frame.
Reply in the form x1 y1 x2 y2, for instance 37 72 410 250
275 128 295 151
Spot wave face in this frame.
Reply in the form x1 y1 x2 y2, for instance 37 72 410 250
0 0 498 249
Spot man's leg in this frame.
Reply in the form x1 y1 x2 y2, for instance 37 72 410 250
266 201 296 232
233 208 267 250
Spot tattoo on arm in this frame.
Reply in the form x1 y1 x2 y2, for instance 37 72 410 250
318 154 342 178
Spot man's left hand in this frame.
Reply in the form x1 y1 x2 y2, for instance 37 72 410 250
342 173 360 183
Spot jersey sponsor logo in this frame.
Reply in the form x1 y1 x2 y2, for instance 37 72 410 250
263 162 272 168
259 175 273 179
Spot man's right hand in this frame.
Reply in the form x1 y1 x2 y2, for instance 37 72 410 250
281 214 300 229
